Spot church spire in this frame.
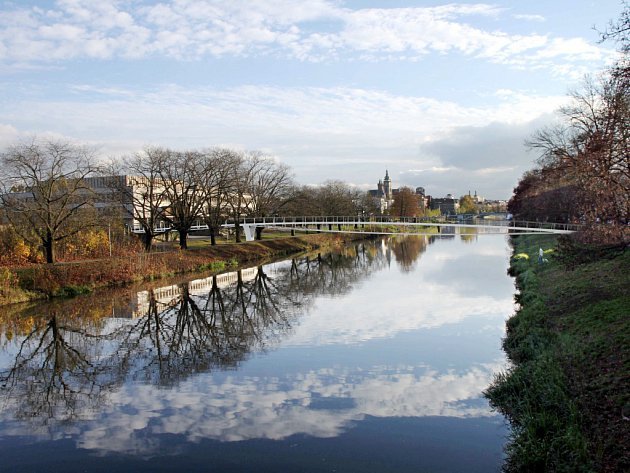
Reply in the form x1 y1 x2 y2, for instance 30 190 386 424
383 169 392 200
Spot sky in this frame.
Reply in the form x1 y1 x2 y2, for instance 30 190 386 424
0 0 624 198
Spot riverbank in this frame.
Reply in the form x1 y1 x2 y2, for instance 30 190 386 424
0 233 362 306
485 234 629 472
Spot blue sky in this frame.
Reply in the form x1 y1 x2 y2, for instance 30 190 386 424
0 0 624 198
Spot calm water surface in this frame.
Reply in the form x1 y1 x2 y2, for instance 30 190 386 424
0 234 513 472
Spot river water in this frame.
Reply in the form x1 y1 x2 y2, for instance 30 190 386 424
0 234 513 472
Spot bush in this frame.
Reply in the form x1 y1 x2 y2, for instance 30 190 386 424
0 267 18 293
0 226 40 266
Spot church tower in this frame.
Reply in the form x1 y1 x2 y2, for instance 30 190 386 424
383 170 392 200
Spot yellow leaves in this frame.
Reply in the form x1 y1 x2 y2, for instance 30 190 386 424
0 267 18 291
14 240 30 260
59 229 110 260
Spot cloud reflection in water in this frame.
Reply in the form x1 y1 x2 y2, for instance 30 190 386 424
0 235 512 459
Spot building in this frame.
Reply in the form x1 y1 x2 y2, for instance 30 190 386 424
430 194 459 215
84 175 171 231
368 170 426 214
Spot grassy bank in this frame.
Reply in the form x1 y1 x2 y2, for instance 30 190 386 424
0 233 359 306
485 234 629 472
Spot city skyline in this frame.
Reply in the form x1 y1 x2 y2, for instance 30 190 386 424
0 0 624 198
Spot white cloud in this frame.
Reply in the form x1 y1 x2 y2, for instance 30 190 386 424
473 166 517 175
512 13 546 22
0 123 19 144
533 37 604 61
407 166 458 173
0 0 612 74
1 361 506 453
0 83 567 196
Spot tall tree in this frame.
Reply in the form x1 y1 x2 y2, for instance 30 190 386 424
508 169 581 223
526 3 629 243
198 148 239 246
316 180 362 216
527 74 629 242
224 151 252 243
389 187 422 218
244 152 294 239
106 148 169 252
245 152 294 219
281 185 321 216
458 195 478 214
0 139 99 263
357 191 381 217
157 148 207 249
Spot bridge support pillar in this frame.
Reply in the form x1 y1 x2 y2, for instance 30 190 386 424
242 224 256 242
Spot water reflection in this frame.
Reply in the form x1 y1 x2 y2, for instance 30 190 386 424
69 362 504 455
389 235 428 272
0 234 511 470
0 241 393 424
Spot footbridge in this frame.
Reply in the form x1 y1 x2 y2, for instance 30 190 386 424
131 215 578 241
223 215 579 241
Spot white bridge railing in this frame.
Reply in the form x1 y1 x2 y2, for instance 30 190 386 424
132 215 580 240
227 215 579 241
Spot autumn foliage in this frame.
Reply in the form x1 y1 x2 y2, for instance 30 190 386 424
512 10 629 245
389 187 424 217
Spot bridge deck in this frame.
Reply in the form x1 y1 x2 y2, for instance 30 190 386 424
132 215 579 240
228 216 577 241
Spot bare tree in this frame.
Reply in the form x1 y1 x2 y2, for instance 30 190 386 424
281 185 321 216
198 148 241 246
225 152 254 243
523 4 629 243
527 74 629 242
0 139 99 263
356 191 381 217
106 148 169 251
598 1 629 54
157 148 207 249
241 152 294 239
245 153 294 218
315 180 362 216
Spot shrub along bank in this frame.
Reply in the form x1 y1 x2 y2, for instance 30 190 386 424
0 233 359 305
485 234 629 472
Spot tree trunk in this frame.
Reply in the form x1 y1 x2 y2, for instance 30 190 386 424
210 227 217 246
255 227 263 240
179 229 188 249
235 218 241 243
43 233 54 264
142 232 153 252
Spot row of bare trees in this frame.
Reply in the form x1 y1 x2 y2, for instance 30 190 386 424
510 4 629 244
0 139 385 263
110 147 294 250
0 142 296 262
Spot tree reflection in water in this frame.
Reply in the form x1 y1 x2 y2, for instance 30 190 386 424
0 305 116 425
0 237 430 425
390 235 431 272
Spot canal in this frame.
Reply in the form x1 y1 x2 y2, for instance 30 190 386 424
0 234 514 472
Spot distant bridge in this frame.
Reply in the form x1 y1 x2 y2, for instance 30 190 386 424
131 215 579 241
227 215 578 241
